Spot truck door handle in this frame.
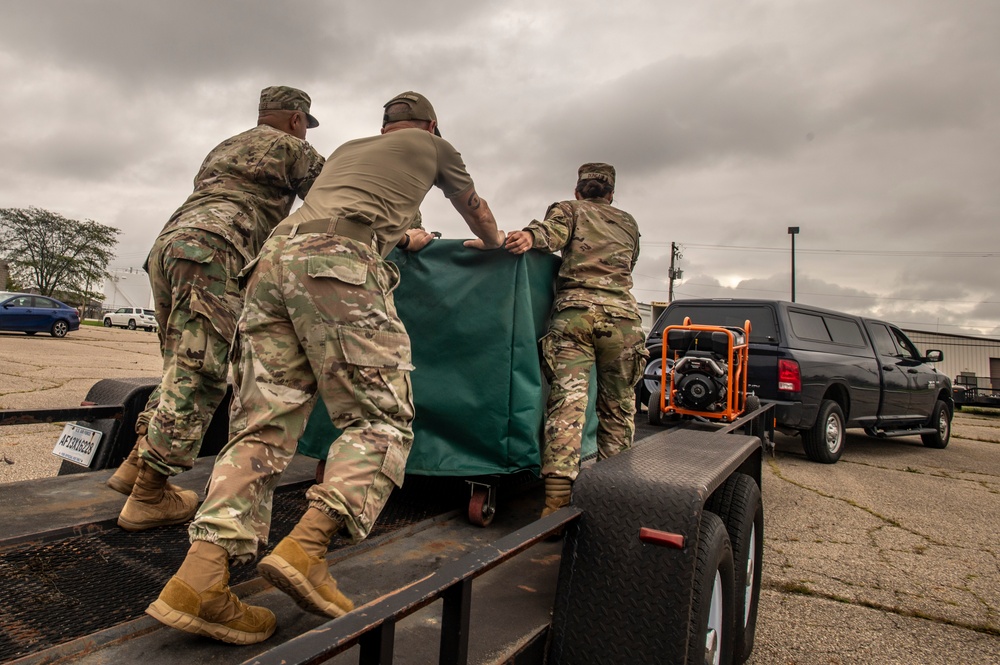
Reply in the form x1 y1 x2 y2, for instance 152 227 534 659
907 368 919 374
882 365 895 371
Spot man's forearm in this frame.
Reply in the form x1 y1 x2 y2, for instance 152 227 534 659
464 199 500 246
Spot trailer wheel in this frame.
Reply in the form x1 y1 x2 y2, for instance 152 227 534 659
802 399 845 463
744 394 766 442
648 390 664 426
688 512 735 665
921 400 951 449
706 474 763 664
468 485 496 527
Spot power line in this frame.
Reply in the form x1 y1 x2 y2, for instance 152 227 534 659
641 242 1000 258
662 288 1000 329
648 280 1000 305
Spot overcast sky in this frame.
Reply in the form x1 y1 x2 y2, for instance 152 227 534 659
1 1 998 335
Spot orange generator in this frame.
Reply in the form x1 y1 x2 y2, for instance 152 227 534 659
654 317 752 423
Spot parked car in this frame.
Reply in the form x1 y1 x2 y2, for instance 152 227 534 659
103 307 158 331
0 292 81 338
643 298 953 462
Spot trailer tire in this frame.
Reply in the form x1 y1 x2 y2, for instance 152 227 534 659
706 474 763 664
802 399 845 463
648 390 664 426
921 399 951 449
688 512 735 665
744 394 766 442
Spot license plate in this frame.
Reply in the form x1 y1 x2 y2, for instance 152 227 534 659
52 423 103 468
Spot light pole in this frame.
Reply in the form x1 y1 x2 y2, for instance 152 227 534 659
788 226 799 302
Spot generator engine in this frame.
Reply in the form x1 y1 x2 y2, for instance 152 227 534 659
656 320 752 423
673 350 730 412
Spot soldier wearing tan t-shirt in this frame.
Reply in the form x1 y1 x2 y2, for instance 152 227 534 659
147 92 504 645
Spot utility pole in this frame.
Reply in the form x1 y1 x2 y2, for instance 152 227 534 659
667 242 683 302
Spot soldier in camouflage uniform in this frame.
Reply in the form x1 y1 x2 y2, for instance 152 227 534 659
147 91 504 645
506 163 648 517
110 87 326 535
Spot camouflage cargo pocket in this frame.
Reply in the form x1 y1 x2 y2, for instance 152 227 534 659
338 327 412 369
166 237 215 264
627 341 650 387
378 441 408 488
189 288 240 349
164 411 204 445
307 254 368 286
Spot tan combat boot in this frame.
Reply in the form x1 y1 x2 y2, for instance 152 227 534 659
107 424 148 494
147 540 276 645
117 461 199 531
106 443 143 495
106 426 182 495
541 476 573 518
257 507 355 618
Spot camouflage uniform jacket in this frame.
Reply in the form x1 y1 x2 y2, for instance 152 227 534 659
156 124 325 264
525 198 641 318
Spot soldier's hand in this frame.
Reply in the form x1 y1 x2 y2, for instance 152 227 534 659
464 229 506 251
505 230 533 255
404 229 436 252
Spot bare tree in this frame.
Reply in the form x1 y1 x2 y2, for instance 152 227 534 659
0 207 119 301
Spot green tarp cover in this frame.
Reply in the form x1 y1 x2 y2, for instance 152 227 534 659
297 239 597 477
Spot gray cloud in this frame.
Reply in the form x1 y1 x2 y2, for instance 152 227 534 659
0 0 997 335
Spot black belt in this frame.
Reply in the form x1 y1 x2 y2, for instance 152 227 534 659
272 217 377 247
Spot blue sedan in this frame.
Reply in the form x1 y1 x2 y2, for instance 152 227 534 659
0 292 81 338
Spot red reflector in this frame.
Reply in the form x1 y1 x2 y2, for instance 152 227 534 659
778 359 801 392
81 401 97 406
638 527 685 549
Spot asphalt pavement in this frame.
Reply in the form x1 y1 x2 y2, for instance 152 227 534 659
1 324 998 664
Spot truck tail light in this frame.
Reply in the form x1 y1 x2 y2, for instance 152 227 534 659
778 359 801 392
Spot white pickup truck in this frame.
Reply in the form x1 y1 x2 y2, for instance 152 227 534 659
102 306 158 331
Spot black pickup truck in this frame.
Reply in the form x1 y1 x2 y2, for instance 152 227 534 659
640 298 953 463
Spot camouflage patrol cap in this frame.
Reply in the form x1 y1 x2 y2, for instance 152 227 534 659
258 86 319 128
383 91 441 136
578 162 616 188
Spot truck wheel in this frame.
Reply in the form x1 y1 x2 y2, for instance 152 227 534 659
803 399 845 463
648 390 664 426
688 512 735 665
127 319 136 330
706 474 763 664
921 400 951 449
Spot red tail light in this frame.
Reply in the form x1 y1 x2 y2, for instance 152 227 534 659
778 359 801 392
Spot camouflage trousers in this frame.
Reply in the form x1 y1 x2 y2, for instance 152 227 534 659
540 307 647 481
188 231 415 563
138 228 244 477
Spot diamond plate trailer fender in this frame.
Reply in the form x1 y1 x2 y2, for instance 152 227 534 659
55 377 233 475
549 427 762 665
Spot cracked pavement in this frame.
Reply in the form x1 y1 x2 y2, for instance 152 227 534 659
748 417 1000 664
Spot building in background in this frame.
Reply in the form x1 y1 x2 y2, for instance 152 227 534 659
101 268 152 314
903 329 1000 389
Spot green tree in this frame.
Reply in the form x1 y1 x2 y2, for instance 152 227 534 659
0 207 120 302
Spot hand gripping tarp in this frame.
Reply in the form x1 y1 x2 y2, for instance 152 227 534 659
296 239 597 477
